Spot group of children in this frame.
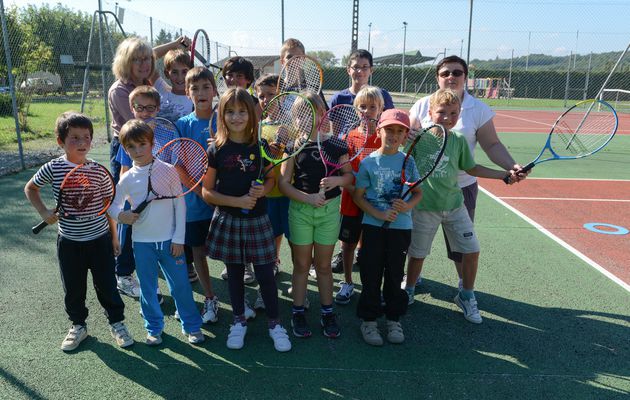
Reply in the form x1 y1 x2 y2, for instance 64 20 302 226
25 36 523 352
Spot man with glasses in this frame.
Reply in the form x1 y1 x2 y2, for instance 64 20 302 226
329 49 395 111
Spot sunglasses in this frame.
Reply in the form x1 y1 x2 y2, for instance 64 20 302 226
438 69 465 78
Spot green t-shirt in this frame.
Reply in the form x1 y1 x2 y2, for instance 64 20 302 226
413 129 475 211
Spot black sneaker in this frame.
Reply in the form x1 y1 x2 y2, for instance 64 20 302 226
331 251 344 274
291 312 312 338
321 313 341 338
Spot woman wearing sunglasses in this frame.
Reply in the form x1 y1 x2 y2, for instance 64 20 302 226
405 55 526 301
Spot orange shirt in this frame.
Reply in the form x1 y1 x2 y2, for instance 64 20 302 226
340 129 382 216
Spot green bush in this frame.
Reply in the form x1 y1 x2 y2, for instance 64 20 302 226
0 92 27 117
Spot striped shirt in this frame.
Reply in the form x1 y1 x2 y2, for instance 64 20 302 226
32 156 110 241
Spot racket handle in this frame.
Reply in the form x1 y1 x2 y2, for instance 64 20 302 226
241 179 264 214
133 201 149 214
32 220 49 234
502 161 536 184
381 220 392 230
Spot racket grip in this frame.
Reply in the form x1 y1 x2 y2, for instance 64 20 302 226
32 220 49 234
381 220 392 230
503 161 536 184
133 201 149 214
241 179 264 214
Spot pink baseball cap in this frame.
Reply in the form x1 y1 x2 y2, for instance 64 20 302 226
377 109 410 130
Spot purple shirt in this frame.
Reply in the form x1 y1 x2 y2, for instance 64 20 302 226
108 79 136 137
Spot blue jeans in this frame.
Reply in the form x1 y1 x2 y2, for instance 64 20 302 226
133 240 202 336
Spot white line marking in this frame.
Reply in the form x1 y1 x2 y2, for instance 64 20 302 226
520 177 630 182
499 197 630 202
495 112 554 127
479 186 630 294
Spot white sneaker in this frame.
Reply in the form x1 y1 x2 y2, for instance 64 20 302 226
220 267 228 280
308 265 317 278
269 325 292 352
202 296 219 323
334 282 354 305
187 331 205 345
110 321 134 348
454 294 483 324
117 275 140 298
146 333 162 346
253 290 266 310
244 299 256 320
400 274 422 290
227 323 247 349
173 310 180 320
61 325 88 351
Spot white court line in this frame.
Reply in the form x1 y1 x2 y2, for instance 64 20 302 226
495 112 554 127
499 197 630 202
522 177 630 182
479 186 630 294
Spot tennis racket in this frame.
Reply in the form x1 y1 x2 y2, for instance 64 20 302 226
317 104 368 196
133 138 208 214
382 124 448 229
189 29 222 70
145 117 182 152
32 162 115 234
502 99 618 183
278 55 323 94
240 91 316 213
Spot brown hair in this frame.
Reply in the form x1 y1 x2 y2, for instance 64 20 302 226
221 56 255 88
435 55 468 78
128 85 161 109
163 49 192 74
119 119 154 149
215 88 258 148
254 73 279 91
185 66 218 93
280 38 305 61
55 111 94 142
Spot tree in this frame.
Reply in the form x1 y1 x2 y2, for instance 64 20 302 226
307 50 338 67
154 29 174 46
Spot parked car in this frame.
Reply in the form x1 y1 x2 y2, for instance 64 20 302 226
20 78 62 95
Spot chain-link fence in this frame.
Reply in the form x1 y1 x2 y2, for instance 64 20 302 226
1 1 629 174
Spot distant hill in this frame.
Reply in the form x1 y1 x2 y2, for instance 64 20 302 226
469 51 629 73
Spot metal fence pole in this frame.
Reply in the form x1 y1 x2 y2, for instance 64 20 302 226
0 0 25 169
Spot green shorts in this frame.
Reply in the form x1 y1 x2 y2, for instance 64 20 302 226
289 196 341 246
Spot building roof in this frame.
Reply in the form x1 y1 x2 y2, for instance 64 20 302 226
217 55 279 70
373 51 434 66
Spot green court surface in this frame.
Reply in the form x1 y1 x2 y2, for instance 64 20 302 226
1 137 629 400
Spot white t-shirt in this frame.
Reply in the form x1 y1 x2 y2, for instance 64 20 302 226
154 77 194 123
108 159 186 244
409 91 495 188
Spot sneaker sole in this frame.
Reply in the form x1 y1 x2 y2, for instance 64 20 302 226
117 288 140 298
61 333 88 351
334 296 352 305
290 322 312 338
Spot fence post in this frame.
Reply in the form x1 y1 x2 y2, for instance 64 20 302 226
0 0 25 170
563 51 572 107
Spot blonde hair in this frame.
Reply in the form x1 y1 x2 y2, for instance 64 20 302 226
215 88 258 148
112 37 154 82
429 88 461 110
119 119 154 149
353 86 384 112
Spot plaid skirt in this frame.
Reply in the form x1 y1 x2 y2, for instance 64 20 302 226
207 209 277 265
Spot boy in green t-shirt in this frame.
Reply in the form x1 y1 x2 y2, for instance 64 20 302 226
404 89 518 324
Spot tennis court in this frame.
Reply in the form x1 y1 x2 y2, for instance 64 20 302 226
1 124 629 398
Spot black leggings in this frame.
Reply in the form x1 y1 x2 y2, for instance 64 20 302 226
226 263 278 319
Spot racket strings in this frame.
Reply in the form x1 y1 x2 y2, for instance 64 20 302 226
552 108 617 157
61 165 114 216
410 127 447 180
280 57 322 94
154 139 208 196
262 94 315 159
147 119 181 153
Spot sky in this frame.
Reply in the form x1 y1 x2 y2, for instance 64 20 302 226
5 0 630 65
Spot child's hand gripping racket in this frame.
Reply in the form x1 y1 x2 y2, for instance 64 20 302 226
32 162 115 234
133 138 208 214
278 55 323 95
317 104 368 198
502 98 618 183
241 91 316 213
382 124 448 229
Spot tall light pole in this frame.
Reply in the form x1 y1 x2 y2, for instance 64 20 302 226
401 21 407 94
367 22 372 51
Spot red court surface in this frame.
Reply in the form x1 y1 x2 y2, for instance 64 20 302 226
494 109 630 135
479 177 630 287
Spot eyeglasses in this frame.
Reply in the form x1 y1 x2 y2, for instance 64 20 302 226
132 104 157 112
438 69 465 78
349 65 372 73
132 56 152 65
